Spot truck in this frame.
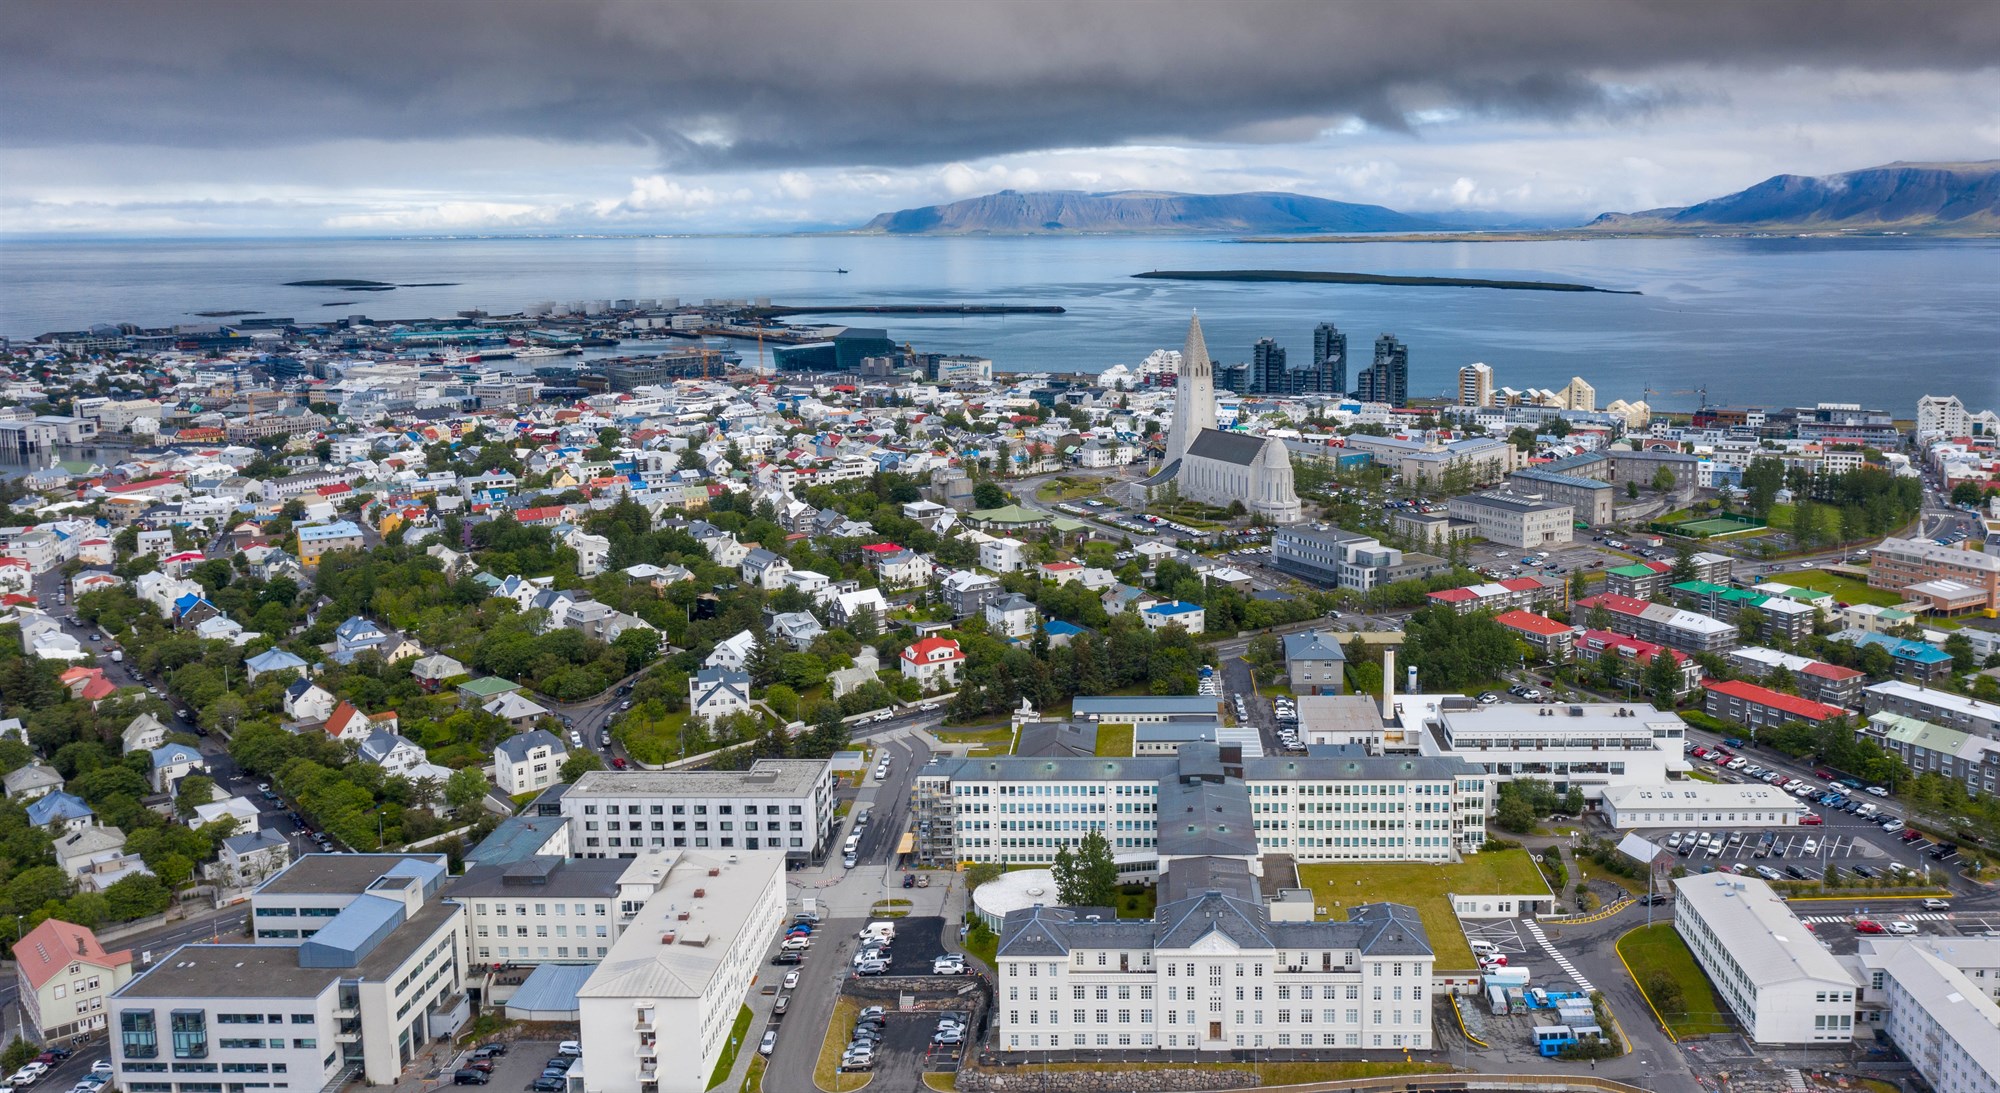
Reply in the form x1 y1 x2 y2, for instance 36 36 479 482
110 650 123 663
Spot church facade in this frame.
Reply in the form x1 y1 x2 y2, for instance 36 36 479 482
1141 314 1303 525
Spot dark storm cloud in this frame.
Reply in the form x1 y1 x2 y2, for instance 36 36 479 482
4 0 1995 170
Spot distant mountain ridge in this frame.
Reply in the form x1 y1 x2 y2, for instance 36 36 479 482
857 190 1444 234
1586 161 2000 233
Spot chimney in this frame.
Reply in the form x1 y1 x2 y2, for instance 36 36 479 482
77 937 87 955
1381 648 1396 724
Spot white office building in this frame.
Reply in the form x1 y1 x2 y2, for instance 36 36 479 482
112 854 468 1090
995 877 1435 1054
561 761 837 865
1672 874 1856 1045
574 848 786 1093
1418 701 1687 801
1856 942 2000 1092
453 855 646 965
1600 783 1809 829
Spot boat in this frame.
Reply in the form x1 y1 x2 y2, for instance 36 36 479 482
512 346 569 359
836 268 849 274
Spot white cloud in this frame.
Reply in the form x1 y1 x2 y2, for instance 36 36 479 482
322 201 567 231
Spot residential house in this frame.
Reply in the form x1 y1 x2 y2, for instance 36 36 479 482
53 825 130 879
1282 630 1348 696
494 729 568 796
827 648 882 699
28 791 94 834
980 536 1028 573
322 701 396 745
357 730 448 783
482 692 551 730
566 528 611 578
10 919 134 1040
740 547 793 590
689 667 752 722
767 611 825 651
3 763 63 802
212 829 291 888
1141 600 1205 633
410 653 467 690
244 646 309 683
986 593 1039 639
829 587 890 628
282 679 337 722
706 629 758 671
900 637 965 691
458 676 525 709
149 743 207 795
940 569 1003 618
862 543 930 588
120 713 169 755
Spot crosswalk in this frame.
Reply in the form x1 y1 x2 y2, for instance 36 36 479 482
1521 919 1594 992
1799 912 1951 925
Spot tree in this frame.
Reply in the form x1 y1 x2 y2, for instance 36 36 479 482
445 767 490 812
1051 829 1119 909
560 751 606 782
972 482 1007 509
172 774 217 819
1644 651 1683 709
1 1038 39 1073
1494 794 1538 833
1651 466 1678 493
1625 481 1639 500
1669 543 1697 585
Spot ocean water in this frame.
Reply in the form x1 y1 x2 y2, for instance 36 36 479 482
3 234 1995 412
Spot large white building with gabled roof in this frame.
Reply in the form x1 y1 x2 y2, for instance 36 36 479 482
1137 315 1302 524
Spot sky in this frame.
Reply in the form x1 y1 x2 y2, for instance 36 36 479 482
3 0 1997 236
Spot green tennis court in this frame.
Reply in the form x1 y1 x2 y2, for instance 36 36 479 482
1669 514 1767 537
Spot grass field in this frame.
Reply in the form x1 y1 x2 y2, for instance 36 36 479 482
1763 568 1906 607
707 1005 754 1089
1617 923 1734 1037
1298 848 1550 969
1673 514 1768 537
814 997 871 1091
1094 723 1135 756
1035 476 1104 503
934 726 1014 756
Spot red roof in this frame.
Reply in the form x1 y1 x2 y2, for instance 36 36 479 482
1427 588 1477 603
10 919 130 992
515 505 564 523
1801 662 1864 682
1495 610 1571 637
1041 561 1082 572
317 483 353 497
1497 577 1546 592
860 543 902 555
1577 593 1650 616
1581 628 1685 665
106 476 181 493
901 637 964 664
1706 679 1842 721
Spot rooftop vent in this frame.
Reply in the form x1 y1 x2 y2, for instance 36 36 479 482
677 911 691 921
707 868 720 877
693 888 706 898
660 933 675 945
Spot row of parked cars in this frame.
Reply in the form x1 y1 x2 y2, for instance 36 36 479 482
452 1041 580 1088
5 1050 112 1091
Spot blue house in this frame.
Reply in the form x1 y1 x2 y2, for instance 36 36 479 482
27 790 93 833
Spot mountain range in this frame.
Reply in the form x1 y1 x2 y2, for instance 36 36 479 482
1583 161 2000 232
854 161 2000 235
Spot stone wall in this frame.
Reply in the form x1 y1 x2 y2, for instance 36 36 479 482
957 1066 1257 1093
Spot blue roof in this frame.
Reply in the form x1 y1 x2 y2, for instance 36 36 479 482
1146 601 1202 616
1041 620 1085 636
248 648 308 671
383 856 448 898
27 791 92 826
466 815 570 867
298 894 405 968
297 520 364 542
151 743 203 768
1851 632 1953 665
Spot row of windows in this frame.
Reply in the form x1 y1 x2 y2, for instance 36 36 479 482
582 819 804 832
1004 1031 1422 1048
476 946 609 960
477 902 610 917
577 802 805 815
476 924 610 938
582 836 802 850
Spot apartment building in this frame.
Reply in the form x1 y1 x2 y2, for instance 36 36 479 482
1839 632 1956 685
561 761 837 865
1862 712 2000 797
1673 875 1856 1045
1574 629 1703 697
1416 701 1686 800
113 854 467 1089
1850 938 2000 1093
453 853 676 965
1703 679 1847 732
1282 630 1348 697
1727 647 1865 709
913 743 1487 871
1444 491 1573 548
1425 575 1567 616
493 729 568 796
1869 537 2000 612
1493 611 1575 663
295 520 365 566
1577 593 1738 655
995 880 1435 1054
1506 467 1615 525
1670 581 1817 644
1864 680 2000 738
574 848 786 1093
12 918 134 1040
1269 526 1449 592
1603 560 1674 600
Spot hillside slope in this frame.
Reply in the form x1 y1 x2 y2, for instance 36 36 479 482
1586 161 2000 232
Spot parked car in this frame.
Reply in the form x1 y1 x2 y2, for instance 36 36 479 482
451 1071 490 1086
1855 919 1886 934
1866 785 1890 797
1888 921 1918 935
855 958 891 976
759 1031 778 1056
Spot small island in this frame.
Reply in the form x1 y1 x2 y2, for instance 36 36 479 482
283 278 395 288
1133 269 1639 294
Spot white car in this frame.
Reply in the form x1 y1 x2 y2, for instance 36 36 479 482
1887 921 1918 935
1801 839 1819 855
1865 785 1890 797
783 970 800 989
758 1030 778 1056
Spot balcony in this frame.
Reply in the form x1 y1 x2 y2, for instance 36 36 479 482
633 1009 656 1030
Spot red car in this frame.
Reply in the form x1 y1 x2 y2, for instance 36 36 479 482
1855 920 1886 934
1814 768 1835 780
1899 829 1924 842
1692 747 1711 758
1799 814 1824 825
611 757 628 769
1711 753 1732 765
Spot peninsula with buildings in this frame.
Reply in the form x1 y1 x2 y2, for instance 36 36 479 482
0 296 1996 1093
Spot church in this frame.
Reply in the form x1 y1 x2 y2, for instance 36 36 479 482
1139 314 1303 524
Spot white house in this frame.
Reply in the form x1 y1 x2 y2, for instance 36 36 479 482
494 729 568 796
689 667 752 722
120 712 168 755
986 593 1039 639
566 528 611 578
981 536 1028 573
706 629 758 671
899 637 965 690
1142 600 1206 633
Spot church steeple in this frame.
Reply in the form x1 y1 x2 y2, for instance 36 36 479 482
1166 312 1217 465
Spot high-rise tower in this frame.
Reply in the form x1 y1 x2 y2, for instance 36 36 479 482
1166 312 1217 465
1312 322 1347 395
1250 338 1286 395
1356 334 1409 407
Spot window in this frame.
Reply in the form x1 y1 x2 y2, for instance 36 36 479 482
170 1010 208 1059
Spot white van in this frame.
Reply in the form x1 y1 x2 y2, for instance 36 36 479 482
1468 939 1497 956
859 922 896 942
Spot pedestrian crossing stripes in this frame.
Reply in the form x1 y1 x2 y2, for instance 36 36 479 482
1521 919 1594 992
1799 912 1951 925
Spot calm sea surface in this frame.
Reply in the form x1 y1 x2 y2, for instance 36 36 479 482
3 234 1995 412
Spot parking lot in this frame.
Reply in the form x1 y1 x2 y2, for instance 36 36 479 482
444 1038 573 1089
1461 919 1531 958
874 916 949 977
1632 828 1905 882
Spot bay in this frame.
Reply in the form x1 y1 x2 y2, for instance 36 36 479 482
3 234 1995 412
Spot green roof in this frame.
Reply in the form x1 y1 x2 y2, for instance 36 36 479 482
1050 517 1089 533
969 504 1048 525
457 676 522 697
1719 588 1767 604
1608 564 1658 579
1867 711 1976 756
1672 580 1730 595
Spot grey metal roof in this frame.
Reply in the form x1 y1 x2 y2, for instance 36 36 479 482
465 815 570 867
567 759 827 799
1154 778 1257 858
1072 696 1220 715
448 856 629 900
1185 430 1267 466
116 944 337 999
255 852 448 897
1283 629 1347 662
495 728 565 765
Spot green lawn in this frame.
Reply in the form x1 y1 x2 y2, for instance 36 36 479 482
707 1004 754 1089
1116 883 1156 920
934 726 1014 754
1298 848 1551 969
1617 923 1735 1038
1034 477 1104 503
1762 568 1906 607
1094 723 1135 757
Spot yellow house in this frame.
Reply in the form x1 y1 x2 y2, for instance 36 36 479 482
12 918 134 1040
